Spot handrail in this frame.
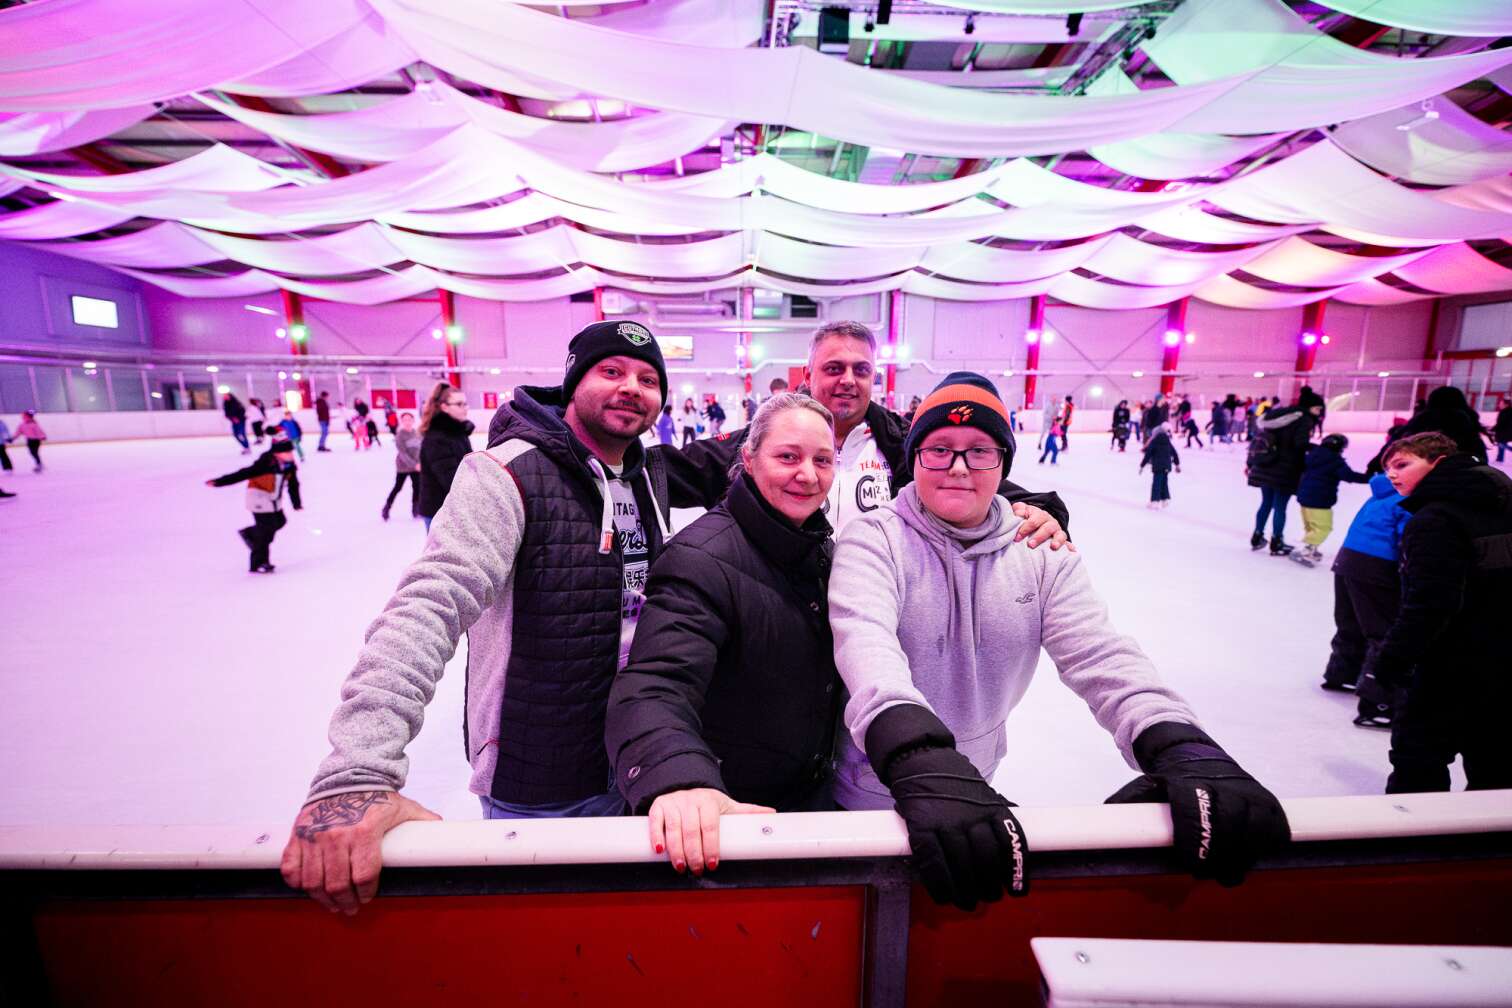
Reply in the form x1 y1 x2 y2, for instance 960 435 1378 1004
2 791 1508 872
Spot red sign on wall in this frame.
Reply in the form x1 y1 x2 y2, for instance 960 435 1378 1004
483 391 499 410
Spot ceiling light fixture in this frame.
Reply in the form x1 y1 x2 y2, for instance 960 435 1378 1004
1395 99 1440 132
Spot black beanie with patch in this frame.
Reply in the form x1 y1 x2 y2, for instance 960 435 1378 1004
561 320 669 402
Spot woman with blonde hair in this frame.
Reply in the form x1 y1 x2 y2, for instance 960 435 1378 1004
417 383 473 530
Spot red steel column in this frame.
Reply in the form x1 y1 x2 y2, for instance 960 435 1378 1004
1023 295 1045 409
1293 299 1326 400
883 289 901 410
280 290 312 406
592 286 605 323
1160 298 1188 396
439 290 462 390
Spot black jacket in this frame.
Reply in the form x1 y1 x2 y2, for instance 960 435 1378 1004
652 400 1071 531
417 411 475 518
1140 432 1180 473
1142 402 1169 436
210 449 302 511
1296 444 1368 509
222 395 246 422
1395 388 1489 463
1374 455 1512 687
1246 405 1314 493
480 384 674 804
606 472 839 813
1112 405 1130 430
1496 406 1512 442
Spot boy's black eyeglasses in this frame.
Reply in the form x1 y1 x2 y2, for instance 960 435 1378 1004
914 445 1006 471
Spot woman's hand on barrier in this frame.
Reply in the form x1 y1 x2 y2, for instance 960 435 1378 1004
1011 503 1074 552
649 788 775 876
280 790 441 915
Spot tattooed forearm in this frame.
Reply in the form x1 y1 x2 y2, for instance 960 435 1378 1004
295 792 391 840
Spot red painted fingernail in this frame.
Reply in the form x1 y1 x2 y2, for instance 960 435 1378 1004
655 844 664 854
708 860 718 871
674 860 685 871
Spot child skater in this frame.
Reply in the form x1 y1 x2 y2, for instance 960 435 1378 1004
382 412 421 521
206 437 302 573
278 409 305 461
1139 427 1181 508
11 410 46 472
1038 415 1063 465
1293 434 1369 567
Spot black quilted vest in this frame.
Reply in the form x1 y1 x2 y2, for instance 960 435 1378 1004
486 388 671 805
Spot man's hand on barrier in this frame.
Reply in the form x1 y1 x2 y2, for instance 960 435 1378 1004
648 788 774 877
280 790 441 915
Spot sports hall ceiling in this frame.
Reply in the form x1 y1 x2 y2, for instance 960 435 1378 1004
2 0 1511 310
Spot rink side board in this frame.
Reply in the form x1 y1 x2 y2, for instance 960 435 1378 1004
4 796 1512 1006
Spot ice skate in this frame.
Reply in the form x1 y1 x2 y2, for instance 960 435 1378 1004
1269 537 1294 556
251 563 276 574
381 505 391 522
1288 548 1315 567
1249 531 1265 550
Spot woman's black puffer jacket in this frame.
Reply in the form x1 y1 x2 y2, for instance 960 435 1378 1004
606 471 840 814
417 410 475 518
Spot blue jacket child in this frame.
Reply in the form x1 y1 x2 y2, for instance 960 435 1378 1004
1297 435 1369 509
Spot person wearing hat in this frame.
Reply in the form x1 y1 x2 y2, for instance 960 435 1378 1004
829 371 1290 911
205 437 302 573
282 319 679 916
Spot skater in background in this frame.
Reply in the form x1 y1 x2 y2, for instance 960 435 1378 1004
1111 400 1131 451
1038 412 1063 465
1245 398 1260 441
382 400 399 437
0 415 12 474
11 410 46 472
1139 427 1180 508
655 404 676 445
1245 390 1323 556
417 381 474 531
278 409 305 461
365 410 382 449
383 412 422 521
347 404 369 451
1364 433 1512 792
1495 400 1512 463
903 395 922 425
222 392 250 454
1321 472 1409 728
248 398 267 445
1142 393 1170 441
206 437 302 574
1210 400 1228 445
679 397 700 447
1038 396 1060 451
1059 395 1075 452
704 396 726 436
1292 434 1369 567
315 391 333 451
1385 385 1489 464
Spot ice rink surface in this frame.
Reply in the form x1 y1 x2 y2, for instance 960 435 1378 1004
4 424 1491 829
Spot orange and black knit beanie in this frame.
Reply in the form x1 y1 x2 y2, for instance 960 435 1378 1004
903 371 1016 472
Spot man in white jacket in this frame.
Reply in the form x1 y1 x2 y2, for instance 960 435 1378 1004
829 371 1291 910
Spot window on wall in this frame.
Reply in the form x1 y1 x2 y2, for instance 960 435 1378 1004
70 295 120 329
66 367 110 411
33 368 67 412
107 369 147 411
0 365 34 413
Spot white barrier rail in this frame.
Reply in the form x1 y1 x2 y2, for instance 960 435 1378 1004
2 791 1508 872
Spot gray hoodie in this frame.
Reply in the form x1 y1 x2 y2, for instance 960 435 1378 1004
829 484 1198 811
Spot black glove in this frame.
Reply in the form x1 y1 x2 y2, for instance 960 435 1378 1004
867 705 1028 910
1106 721 1290 886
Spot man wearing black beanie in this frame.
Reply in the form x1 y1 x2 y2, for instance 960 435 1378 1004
283 319 678 916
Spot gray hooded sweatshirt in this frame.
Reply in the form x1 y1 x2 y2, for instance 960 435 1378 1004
829 483 1198 811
